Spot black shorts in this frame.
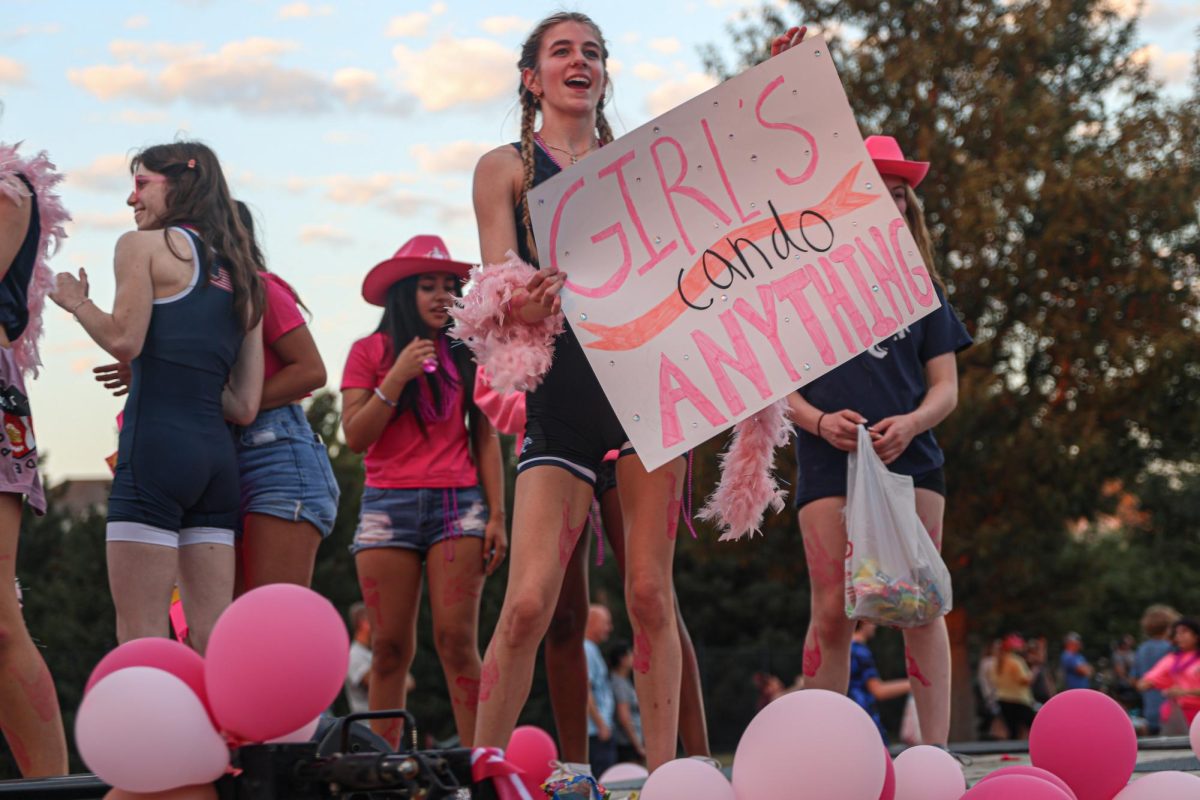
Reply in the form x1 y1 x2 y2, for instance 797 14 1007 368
517 327 635 486
794 465 946 510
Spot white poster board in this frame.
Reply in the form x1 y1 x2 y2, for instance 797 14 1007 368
529 37 941 470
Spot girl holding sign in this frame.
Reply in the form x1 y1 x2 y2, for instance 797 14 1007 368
469 11 691 785
785 134 972 745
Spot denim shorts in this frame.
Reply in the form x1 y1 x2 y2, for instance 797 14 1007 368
350 485 487 556
235 404 340 537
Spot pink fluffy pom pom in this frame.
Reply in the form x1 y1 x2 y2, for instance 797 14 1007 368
448 251 563 394
0 142 70 378
699 399 792 541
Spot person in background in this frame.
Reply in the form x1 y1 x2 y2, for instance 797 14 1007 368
608 639 645 765
1134 604 1180 735
346 602 373 715
1060 632 1094 691
1026 636 1056 706
1137 617 1200 732
976 638 1003 739
584 603 616 780
1111 633 1139 708
993 633 1036 740
848 621 912 743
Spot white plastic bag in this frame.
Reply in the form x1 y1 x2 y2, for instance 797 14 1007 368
844 425 952 627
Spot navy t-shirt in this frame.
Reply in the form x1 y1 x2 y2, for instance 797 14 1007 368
793 283 972 506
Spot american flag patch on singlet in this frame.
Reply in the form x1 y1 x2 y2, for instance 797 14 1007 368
210 267 234 292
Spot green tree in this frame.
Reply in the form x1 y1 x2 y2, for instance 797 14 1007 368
701 0 1200 738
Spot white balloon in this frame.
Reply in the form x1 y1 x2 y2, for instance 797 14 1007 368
1112 771 1200 800
266 715 321 743
894 745 965 800
732 689 886 800
77 666 229 794
641 758 733 800
599 762 650 784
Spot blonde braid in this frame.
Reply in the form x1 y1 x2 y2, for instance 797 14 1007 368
519 92 540 265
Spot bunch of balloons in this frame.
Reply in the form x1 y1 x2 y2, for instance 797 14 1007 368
622 688 1200 800
76 585 349 797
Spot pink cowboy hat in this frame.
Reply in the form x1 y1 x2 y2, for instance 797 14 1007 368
362 234 472 306
865 135 929 188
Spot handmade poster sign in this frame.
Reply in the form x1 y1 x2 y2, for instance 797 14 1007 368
528 37 941 471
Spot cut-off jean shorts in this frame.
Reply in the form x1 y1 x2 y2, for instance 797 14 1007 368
235 404 340 537
350 485 487 557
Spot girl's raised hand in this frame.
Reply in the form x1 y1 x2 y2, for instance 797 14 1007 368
770 25 808 58
390 337 437 383
516 267 566 323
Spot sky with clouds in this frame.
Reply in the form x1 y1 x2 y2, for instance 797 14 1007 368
1 0 1196 481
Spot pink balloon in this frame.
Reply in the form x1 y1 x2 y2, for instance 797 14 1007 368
85 638 210 721
978 765 1077 799
505 725 558 794
205 584 348 742
1029 690 1136 800
964 775 1072 799
879 747 895 800
641 758 733 800
104 785 218 800
893 746 965 800
600 762 650 784
77 667 228 793
1190 712 1200 761
733 689 886 800
1112 771 1200 799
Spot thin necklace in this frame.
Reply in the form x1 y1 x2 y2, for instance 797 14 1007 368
534 132 596 166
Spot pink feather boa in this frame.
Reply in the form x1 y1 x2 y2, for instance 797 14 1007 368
700 398 793 541
0 142 69 378
448 251 563 393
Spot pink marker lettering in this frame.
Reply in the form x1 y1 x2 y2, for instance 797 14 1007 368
755 75 819 186
889 218 935 306
547 176 586 271
733 285 801 381
861 226 914 317
701 118 761 224
651 135 732 255
598 149 677 275
564 222 632 298
659 353 728 448
692 312 772 416
771 267 837 365
828 243 898 338
808 258 872 354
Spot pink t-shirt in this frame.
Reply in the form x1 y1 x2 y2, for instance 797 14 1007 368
261 272 306 384
1143 651 1200 717
341 332 476 489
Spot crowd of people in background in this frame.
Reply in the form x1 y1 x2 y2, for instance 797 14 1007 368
970 604 1200 740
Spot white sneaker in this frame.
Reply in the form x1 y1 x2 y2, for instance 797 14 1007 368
689 755 723 772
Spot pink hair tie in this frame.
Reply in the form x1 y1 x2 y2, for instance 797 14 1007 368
186 158 196 169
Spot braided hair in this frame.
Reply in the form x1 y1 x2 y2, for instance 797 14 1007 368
516 12 613 265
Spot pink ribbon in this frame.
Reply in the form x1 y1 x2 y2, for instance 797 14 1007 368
470 748 534 800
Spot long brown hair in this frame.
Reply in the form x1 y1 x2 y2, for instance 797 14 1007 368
903 183 945 291
516 12 614 263
131 141 264 328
